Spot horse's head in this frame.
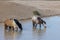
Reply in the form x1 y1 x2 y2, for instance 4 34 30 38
43 20 47 28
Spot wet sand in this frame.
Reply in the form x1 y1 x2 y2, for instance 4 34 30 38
0 16 60 40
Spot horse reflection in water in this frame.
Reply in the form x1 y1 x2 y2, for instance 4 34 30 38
4 30 22 40
32 27 46 38
4 18 23 31
32 27 46 33
32 16 47 29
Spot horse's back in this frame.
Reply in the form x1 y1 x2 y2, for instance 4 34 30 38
32 16 41 24
4 19 14 26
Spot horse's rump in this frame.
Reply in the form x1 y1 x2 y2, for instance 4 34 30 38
4 19 16 27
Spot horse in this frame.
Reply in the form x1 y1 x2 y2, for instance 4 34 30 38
4 18 23 31
32 16 46 29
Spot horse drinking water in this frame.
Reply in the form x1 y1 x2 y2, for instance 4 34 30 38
4 18 23 31
32 16 46 29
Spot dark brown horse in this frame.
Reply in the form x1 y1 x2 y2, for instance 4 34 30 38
32 16 46 28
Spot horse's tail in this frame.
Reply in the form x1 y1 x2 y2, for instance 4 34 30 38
14 19 23 30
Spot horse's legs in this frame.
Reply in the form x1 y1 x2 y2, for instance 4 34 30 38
4 24 8 30
9 26 11 29
14 27 18 31
11 26 14 31
32 21 35 27
35 24 37 27
39 24 41 28
16 27 18 31
9 26 11 31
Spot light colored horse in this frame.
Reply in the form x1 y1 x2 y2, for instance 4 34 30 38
32 16 46 28
4 19 18 31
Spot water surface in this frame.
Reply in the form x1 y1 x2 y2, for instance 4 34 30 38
0 16 60 40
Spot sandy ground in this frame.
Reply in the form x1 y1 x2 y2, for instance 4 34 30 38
0 1 60 22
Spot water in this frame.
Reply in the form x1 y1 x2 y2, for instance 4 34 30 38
0 16 60 40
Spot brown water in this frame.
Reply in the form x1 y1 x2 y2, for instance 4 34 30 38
0 16 60 40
